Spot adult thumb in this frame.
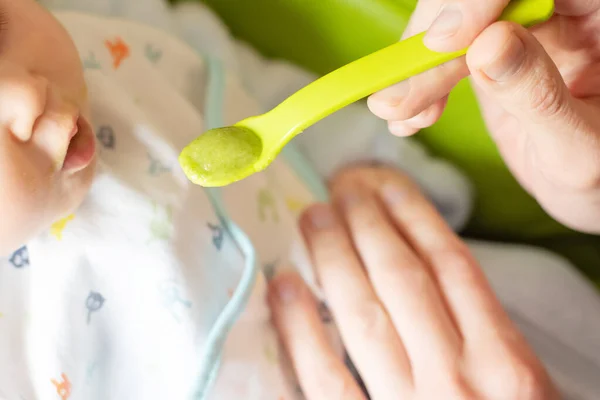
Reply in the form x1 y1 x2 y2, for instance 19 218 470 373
467 22 574 126
466 22 598 183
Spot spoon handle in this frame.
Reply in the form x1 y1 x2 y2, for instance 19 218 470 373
259 0 554 143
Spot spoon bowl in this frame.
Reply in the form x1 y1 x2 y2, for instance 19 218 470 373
179 126 263 187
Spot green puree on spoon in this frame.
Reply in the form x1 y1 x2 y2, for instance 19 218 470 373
178 126 262 187
179 0 554 188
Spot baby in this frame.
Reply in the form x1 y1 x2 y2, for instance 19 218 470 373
1 0 600 399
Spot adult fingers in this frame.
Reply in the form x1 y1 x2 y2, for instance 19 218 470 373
367 0 470 131
368 56 465 130
376 170 521 347
375 172 559 397
386 96 449 137
330 168 557 397
299 204 412 399
330 177 462 379
368 0 516 129
268 272 366 400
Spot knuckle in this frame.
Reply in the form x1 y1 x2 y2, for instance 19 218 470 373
313 369 359 400
360 212 383 233
431 248 478 284
425 368 476 400
398 259 431 291
369 89 428 121
304 359 348 399
510 367 546 399
398 100 425 121
330 169 368 191
409 104 441 127
396 90 438 121
350 299 391 341
445 379 477 400
492 359 548 399
528 76 565 118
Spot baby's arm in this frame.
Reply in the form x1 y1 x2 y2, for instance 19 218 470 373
233 42 473 231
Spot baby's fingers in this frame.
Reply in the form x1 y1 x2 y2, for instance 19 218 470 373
268 272 366 400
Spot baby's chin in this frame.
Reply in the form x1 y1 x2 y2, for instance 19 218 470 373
33 154 96 247
0 158 96 256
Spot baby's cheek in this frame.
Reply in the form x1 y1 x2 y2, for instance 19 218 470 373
0 141 54 256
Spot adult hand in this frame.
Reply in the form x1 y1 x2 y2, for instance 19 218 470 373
367 0 600 233
268 166 558 399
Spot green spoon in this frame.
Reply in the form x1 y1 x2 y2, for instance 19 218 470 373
179 0 554 187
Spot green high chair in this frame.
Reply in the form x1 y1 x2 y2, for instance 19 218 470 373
178 0 600 283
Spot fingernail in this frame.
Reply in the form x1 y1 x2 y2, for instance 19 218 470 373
479 33 526 82
381 183 409 205
308 205 334 230
424 5 463 44
276 279 297 304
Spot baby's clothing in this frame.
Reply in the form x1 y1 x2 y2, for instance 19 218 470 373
0 1 598 400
